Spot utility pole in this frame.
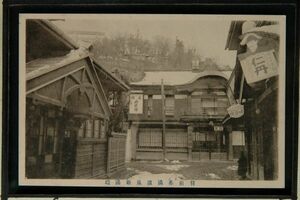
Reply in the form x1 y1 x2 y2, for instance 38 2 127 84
161 79 166 159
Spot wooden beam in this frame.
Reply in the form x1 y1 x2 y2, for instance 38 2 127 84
70 73 81 84
61 77 67 104
29 93 63 107
257 82 278 104
27 65 85 94
86 60 112 116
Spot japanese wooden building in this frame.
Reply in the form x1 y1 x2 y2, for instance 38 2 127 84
25 19 129 178
224 21 280 180
128 70 234 161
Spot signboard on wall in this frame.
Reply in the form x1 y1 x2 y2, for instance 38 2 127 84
238 49 278 84
129 94 143 114
214 126 224 131
227 104 244 118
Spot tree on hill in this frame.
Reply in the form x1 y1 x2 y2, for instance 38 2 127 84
90 32 229 73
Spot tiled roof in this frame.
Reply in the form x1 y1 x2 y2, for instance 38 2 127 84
130 70 232 86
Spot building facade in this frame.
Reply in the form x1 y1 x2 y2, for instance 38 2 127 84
128 70 234 161
224 20 280 180
25 19 129 179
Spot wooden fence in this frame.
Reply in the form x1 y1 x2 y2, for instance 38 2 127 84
107 132 127 175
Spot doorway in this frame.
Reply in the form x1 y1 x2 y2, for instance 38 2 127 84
59 127 77 178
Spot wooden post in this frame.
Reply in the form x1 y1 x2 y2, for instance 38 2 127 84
239 74 245 103
257 125 265 180
161 79 166 159
187 125 193 161
106 137 111 177
273 124 278 179
187 94 192 113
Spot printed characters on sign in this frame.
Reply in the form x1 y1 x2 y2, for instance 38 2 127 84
129 94 143 114
239 49 278 84
227 104 244 118
238 21 279 84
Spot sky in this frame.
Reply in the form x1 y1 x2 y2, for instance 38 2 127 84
52 14 237 67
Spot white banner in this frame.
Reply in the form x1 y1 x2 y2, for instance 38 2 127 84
129 94 143 114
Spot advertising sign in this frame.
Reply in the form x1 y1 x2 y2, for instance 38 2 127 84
239 49 278 84
227 104 244 118
129 94 143 114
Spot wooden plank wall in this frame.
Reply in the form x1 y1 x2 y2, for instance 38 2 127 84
74 141 107 179
107 135 126 175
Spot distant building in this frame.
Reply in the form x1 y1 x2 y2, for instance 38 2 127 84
127 70 234 161
25 19 129 179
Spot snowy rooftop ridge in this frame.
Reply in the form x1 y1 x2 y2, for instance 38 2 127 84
244 24 280 35
26 49 89 81
130 70 232 86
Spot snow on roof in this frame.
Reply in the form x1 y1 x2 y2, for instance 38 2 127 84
130 70 232 86
92 58 130 91
244 24 280 35
39 19 79 50
26 48 89 81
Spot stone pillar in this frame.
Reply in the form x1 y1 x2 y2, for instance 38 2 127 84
187 125 193 161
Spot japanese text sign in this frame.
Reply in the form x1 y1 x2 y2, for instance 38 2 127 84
227 104 244 118
129 94 143 114
238 49 278 84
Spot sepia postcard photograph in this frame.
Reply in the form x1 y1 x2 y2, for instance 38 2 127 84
18 13 286 188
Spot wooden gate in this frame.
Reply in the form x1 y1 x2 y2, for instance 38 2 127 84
107 133 127 175
74 141 107 178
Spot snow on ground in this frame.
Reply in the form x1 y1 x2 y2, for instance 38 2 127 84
206 173 221 180
129 170 185 180
113 160 240 180
137 160 164 164
227 165 238 170
156 164 190 171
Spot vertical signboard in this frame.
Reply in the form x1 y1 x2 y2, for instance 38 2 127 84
129 93 143 114
239 49 278 84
